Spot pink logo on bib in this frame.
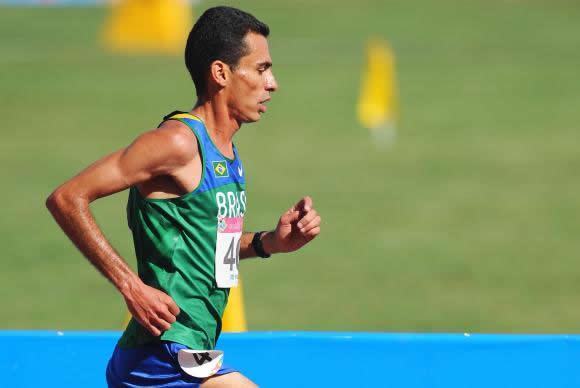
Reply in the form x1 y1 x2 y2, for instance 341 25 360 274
220 217 243 233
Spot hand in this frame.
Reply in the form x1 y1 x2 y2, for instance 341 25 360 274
122 279 180 336
269 196 321 253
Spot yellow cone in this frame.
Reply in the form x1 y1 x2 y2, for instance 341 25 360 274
357 38 398 132
222 276 248 332
102 0 193 55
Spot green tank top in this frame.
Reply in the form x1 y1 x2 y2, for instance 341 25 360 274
118 112 247 350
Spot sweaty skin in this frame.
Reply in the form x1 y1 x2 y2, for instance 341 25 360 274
46 32 321 388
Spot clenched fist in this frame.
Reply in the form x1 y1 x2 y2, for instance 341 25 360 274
122 279 180 336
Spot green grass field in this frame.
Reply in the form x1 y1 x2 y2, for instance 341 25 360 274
1 0 579 333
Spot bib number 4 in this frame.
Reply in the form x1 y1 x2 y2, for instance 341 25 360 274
215 216 243 288
223 237 240 271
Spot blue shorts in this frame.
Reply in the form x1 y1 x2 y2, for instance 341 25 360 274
106 341 237 387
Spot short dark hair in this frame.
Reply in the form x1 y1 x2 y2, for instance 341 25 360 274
185 6 270 98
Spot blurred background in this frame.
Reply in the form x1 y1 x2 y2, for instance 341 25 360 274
1 0 579 334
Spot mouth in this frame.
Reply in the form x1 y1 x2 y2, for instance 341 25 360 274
258 98 270 113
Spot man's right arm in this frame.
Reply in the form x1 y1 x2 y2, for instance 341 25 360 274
46 122 195 336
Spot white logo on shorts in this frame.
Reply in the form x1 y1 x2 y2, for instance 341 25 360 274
178 349 224 378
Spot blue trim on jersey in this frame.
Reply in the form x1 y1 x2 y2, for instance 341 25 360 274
106 341 237 387
180 117 245 195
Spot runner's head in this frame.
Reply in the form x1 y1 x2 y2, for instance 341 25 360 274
185 6 278 123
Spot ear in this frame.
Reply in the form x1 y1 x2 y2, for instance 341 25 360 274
209 60 230 88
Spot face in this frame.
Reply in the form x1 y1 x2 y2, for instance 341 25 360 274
226 32 278 123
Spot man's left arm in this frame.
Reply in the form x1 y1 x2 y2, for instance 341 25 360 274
239 196 321 259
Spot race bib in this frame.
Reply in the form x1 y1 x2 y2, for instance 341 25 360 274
214 216 243 288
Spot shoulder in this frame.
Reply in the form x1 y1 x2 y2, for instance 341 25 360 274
151 119 199 165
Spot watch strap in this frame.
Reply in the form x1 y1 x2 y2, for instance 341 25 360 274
252 231 271 259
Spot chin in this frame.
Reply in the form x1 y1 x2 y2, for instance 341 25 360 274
244 112 262 123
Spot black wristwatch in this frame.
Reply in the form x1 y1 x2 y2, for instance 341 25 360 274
252 231 271 259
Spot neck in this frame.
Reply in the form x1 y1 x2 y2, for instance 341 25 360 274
191 96 240 158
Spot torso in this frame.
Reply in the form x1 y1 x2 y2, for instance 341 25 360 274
119 112 246 351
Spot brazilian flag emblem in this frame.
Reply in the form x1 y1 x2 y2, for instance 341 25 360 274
212 160 228 178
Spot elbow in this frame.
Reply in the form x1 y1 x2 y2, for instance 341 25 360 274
46 188 65 215
46 187 76 215
46 186 89 215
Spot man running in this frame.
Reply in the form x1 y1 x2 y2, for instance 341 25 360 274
46 6 321 387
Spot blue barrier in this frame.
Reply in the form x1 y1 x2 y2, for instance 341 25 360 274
1 331 580 387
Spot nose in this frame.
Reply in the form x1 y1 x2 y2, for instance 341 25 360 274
266 71 278 92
